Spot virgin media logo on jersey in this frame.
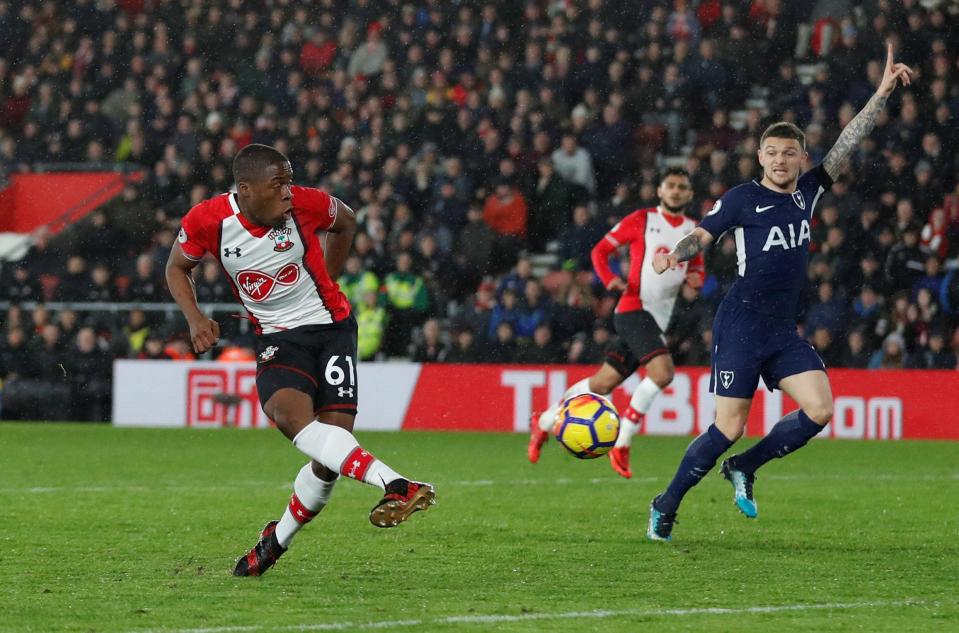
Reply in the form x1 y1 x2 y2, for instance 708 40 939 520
237 263 300 302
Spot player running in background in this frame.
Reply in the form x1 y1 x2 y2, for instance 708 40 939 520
166 144 435 576
528 168 704 478
647 44 912 541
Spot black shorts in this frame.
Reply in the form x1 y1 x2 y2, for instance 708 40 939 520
255 315 359 416
604 310 669 377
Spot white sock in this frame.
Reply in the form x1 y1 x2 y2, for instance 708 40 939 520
275 463 337 548
615 416 641 448
630 377 662 414
292 420 404 491
537 378 595 432
614 378 662 448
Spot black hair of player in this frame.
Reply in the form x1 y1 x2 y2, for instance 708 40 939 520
660 167 691 183
760 122 805 150
233 143 290 184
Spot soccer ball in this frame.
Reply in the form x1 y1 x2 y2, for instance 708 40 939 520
553 393 620 459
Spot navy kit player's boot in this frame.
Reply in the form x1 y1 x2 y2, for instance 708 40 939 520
721 459 758 518
233 520 287 577
646 495 678 542
370 479 436 528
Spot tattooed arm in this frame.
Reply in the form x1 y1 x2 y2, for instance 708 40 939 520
823 42 913 181
653 227 714 274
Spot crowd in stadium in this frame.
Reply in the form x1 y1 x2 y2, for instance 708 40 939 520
1 0 959 420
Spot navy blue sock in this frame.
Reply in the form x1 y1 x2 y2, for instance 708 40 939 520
656 425 734 514
731 409 824 475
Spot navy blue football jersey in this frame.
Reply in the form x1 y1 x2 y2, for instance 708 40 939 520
699 165 833 317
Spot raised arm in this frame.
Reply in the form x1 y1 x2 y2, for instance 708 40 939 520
822 42 913 181
653 227 714 274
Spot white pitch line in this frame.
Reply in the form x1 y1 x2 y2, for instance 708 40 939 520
129 599 920 633
1 472 957 495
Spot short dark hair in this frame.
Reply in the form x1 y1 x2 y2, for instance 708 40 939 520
232 143 289 184
660 167 690 183
760 122 805 149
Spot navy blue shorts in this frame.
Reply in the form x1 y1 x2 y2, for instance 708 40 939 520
710 301 825 398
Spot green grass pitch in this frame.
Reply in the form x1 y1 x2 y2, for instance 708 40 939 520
1 424 957 632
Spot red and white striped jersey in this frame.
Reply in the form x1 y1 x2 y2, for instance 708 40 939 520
591 206 705 331
177 186 351 334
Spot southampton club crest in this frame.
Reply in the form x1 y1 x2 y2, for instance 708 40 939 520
268 226 294 252
259 345 279 363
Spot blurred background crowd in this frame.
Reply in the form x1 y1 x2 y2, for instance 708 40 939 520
2 0 959 420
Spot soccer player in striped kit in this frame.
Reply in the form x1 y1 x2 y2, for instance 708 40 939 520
528 168 704 478
167 144 435 576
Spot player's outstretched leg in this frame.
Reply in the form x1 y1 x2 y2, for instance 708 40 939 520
721 409 825 518
609 406 641 479
647 424 734 541
233 521 285 577
291 420 436 528
370 479 436 528
233 462 337 577
646 495 677 542
610 363 670 479
720 458 757 518
528 411 550 463
528 378 595 463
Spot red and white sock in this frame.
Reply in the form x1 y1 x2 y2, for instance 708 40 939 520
614 377 661 448
537 378 595 432
292 420 404 490
275 463 337 548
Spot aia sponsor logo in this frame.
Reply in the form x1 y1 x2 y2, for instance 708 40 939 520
237 263 300 302
268 226 294 252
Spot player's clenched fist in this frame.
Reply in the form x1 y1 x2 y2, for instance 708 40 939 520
652 252 679 274
189 317 220 353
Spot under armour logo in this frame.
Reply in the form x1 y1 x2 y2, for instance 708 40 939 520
338 387 354 398
346 460 361 478
223 247 242 257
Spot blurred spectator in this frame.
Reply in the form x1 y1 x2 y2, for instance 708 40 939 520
2 264 41 303
55 255 89 302
486 321 518 363
457 203 498 284
445 326 481 364
338 255 380 308
804 280 847 340
127 254 165 302
910 330 957 370
383 252 428 357
514 323 562 364
884 226 924 294
66 327 111 421
122 309 150 355
529 159 574 252
483 178 528 249
841 329 872 369
194 259 231 304
869 332 907 370
557 204 604 272
810 327 842 368
551 133 596 196
411 318 448 363
667 283 711 366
